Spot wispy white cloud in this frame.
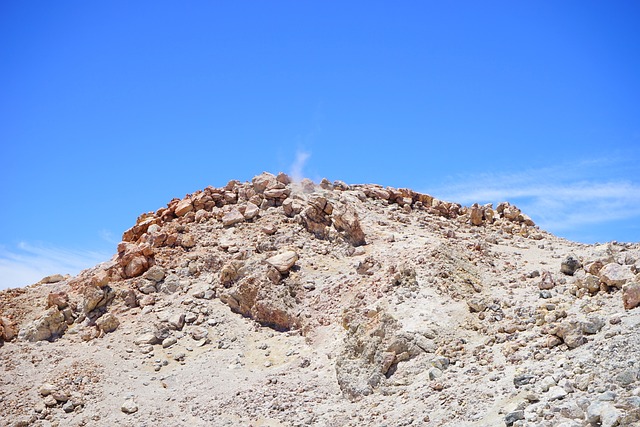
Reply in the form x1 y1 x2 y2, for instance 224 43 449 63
0 242 111 290
289 150 311 182
430 158 640 241
99 229 120 245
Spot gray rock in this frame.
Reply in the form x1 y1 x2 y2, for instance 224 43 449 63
615 369 637 386
427 367 443 380
561 255 581 276
62 401 75 413
514 374 535 388
504 410 524 426
582 316 605 335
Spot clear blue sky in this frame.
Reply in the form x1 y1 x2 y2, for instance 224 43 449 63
1 1 639 288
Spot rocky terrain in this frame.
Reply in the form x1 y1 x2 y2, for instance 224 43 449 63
1 172 640 427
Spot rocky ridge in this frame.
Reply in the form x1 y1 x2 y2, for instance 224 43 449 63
1 172 640 427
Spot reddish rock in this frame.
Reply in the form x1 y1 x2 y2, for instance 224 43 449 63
222 209 245 227
175 198 194 217
47 292 69 310
622 282 640 310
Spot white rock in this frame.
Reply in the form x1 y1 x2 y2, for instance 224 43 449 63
599 263 634 288
586 401 621 427
121 399 138 414
266 250 298 273
548 385 568 400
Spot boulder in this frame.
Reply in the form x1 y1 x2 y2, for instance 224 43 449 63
95 313 120 333
143 265 166 282
283 198 304 217
0 317 16 341
561 255 582 276
47 292 69 310
469 204 484 226
622 282 640 310
175 198 193 217
252 172 278 193
538 271 555 290
266 251 298 273
40 274 65 284
243 202 260 220
333 205 367 246
82 285 115 314
222 209 245 227
600 263 635 288
18 307 67 342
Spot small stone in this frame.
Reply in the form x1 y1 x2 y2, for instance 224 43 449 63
121 399 138 414
427 367 443 380
43 395 57 407
162 337 177 348
168 313 186 331
62 401 75 413
540 290 552 299
548 385 568 400
539 271 555 290
135 332 159 345
190 327 208 341
514 374 536 388
505 410 525 426
39 383 56 396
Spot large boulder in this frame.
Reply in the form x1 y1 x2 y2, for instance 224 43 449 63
560 255 582 276
252 172 278 194
622 282 640 310
599 263 635 288
18 307 67 342
265 251 298 273
174 198 194 217
96 313 120 333
0 317 17 342
222 209 245 227
332 205 366 246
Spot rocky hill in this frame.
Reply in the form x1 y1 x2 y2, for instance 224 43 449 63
1 172 640 427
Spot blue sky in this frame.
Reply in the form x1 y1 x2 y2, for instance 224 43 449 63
1 1 639 289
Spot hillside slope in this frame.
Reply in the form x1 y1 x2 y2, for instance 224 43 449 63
1 172 640 427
